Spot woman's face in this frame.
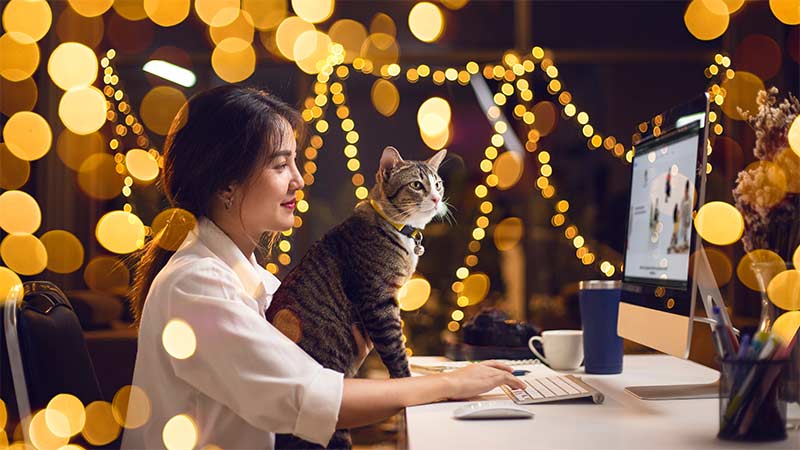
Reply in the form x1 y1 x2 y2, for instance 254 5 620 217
238 123 304 234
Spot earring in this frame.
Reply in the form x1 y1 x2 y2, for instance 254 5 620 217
224 197 233 210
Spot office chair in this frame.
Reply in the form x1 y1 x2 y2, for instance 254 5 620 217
2 280 104 444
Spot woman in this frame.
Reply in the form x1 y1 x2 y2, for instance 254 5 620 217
121 86 524 449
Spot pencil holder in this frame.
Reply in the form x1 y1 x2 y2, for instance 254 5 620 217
717 358 787 442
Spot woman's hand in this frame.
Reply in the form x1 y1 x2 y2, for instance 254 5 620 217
352 324 373 369
440 361 526 401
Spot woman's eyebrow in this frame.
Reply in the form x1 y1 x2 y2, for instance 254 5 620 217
271 150 294 159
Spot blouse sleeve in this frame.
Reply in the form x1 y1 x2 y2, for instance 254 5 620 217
164 259 343 446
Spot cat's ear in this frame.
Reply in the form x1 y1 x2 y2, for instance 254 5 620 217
379 146 404 172
426 149 447 171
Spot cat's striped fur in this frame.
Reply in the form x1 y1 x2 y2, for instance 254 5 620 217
266 147 447 450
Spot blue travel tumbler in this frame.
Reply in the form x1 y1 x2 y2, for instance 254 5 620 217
578 280 624 374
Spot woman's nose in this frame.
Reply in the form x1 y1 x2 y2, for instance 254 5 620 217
290 166 305 190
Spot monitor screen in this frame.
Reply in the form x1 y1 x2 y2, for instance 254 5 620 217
623 124 701 290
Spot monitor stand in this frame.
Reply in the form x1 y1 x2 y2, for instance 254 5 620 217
625 379 719 400
624 244 735 401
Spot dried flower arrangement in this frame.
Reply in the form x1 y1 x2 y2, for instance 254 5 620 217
733 88 800 260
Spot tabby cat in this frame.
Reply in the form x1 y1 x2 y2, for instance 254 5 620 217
265 146 447 450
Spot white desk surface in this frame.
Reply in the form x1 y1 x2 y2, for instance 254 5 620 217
403 354 800 450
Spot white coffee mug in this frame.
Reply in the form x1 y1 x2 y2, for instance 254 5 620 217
528 330 584 370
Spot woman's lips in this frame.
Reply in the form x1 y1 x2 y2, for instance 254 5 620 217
281 200 296 210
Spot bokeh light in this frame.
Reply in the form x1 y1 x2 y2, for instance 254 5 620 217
59 86 107 135
294 30 332 74
360 32 399 66
210 9 255 49
291 0 334 23
767 269 800 310
0 190 41 234
0 144 30 190
28 409 68 450
494 217 524 251
126 149 160 182
408 2 444 43
211 40 256 83
398 278 431 311
162 414 198 450
3 111 52 161
162 319 197 360
1 233 47 276
684 0 729 41
770 0 800 24
734 34 782 81
0 33 39 81
371 79 400 117
773 311 800 345
276 16 315 60
699 247 733 286
56 6 105 48
462 272 490 305
243 0 287 30
492 151 524 190
720 71 765 120
195 0 239 26
84 255 130 295
693 201 744 246
0 266 23 304
112 0 148 21
2 0 52 43
370 12 395 36
329 19 367 64
41 230 84 274
111 385 151 429
420 124 451 151
67 0 114 18
96 211 146 254
140 86 188 136
48 42 98 91
273 308 302 342
78 153 124 200
47 393 86 437
151 208 197 251
773 149 799 193
144 0 191 27
736 249 786 291
56 130 105 171
0 77 37 116
794 244 800 272
82 401 121 446
789 116 800 158
417 97 451 136
532 101 557 136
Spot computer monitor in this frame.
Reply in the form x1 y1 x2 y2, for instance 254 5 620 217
617 93 724 400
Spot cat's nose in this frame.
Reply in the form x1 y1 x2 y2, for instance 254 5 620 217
432 196 440 204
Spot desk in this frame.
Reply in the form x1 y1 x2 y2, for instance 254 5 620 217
402 355 800 449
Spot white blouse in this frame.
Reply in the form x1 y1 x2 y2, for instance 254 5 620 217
121 218 343 449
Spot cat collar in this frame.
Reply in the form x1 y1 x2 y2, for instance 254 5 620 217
369 199 425 256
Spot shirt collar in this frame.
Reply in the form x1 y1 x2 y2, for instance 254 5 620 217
194 218 281 303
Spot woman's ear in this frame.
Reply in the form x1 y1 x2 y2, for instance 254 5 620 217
219 185 236 210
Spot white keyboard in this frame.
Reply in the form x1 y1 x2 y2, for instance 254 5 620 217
501 374 604 404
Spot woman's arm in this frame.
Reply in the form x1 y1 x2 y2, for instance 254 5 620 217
337 361 526 429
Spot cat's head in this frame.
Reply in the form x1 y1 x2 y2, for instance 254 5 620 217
371 146 447 229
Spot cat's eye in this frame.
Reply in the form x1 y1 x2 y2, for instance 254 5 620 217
410 181 424 190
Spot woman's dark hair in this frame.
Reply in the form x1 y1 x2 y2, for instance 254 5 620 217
130 85 303 323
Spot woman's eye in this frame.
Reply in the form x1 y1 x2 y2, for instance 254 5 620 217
411 181 424 190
